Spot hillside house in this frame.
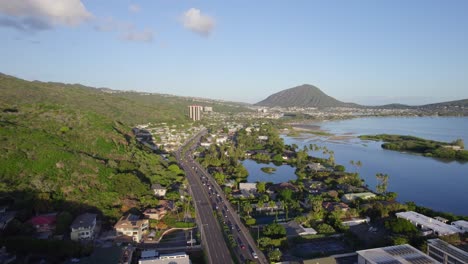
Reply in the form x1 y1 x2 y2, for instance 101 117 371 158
29 213 57 238
70 213 97 241
151 184 167 197
115 214 149 243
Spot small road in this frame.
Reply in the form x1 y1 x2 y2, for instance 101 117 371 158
176 130 268 264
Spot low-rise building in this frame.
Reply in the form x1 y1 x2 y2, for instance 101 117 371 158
357 244 439 264
239 183 257 192
322 202 349 213
427 238 468 264
396 211 462 236
342 217 370 227
114 214 149 243
29 213 57 235
139 252 190 264
151 184 167 197
282 221 317 237
341 192 376 203
70 213 97 241
451 220 468 233
143 208 167 220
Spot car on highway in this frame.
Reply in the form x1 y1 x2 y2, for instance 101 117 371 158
237 237 246 249
235 224 241 232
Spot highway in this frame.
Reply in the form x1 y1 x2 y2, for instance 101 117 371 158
176 130 268 264
176 131 234 264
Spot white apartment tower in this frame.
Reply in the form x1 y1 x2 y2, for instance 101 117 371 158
188 105 203 121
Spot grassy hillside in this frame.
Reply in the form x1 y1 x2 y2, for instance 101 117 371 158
0 73 251 126
0 73 250 222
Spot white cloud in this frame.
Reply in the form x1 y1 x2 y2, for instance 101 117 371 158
0 0 92 32
181 8 215 37
121 28 153 43
95 16 153 43
129 4 141 14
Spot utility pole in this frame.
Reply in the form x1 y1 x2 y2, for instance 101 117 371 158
190 229 193 247
257 226 259 247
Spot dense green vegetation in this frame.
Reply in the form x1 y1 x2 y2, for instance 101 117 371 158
359 134 468 161
0 73 232 222
260 167 276 174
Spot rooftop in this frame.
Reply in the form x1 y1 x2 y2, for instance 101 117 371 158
357 244 439 264
396 211 462 235
427 239 468 263
451 220 468 229
71 213 97 229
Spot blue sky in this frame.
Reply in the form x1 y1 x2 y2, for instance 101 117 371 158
1 0 467 105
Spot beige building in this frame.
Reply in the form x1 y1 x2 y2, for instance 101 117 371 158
115 214 149 243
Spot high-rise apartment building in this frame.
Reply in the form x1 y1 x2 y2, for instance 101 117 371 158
188 105 203 121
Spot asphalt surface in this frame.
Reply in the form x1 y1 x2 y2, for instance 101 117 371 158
176 130 268 264
177 135 234 264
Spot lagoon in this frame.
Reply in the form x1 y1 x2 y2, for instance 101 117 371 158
242 159 297 184
284 117 468 216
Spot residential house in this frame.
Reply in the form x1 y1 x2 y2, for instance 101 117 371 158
143 207 167 220
396 211 462 236
451 220 468 233
303 180 327 194
252 202 283 213
282 221 317 237
238 183 258 198
29 213 57 236
151 184 167 197
342 217 370 226
239 183 257 192
114 214 149 243
70 213 97 241
322 202 349 213
341 192 376 203
306 163 327 172
268 182 299 193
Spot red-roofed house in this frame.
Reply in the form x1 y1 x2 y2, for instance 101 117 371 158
29 213 57 233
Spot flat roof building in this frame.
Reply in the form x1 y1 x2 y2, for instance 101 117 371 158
357 244 440 264
138 252 190 264
341 192 376 203
451 220 468 233
396 211 462 236
427 239 468 264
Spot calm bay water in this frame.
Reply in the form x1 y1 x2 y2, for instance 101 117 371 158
243 159 296 184
283 116 468 216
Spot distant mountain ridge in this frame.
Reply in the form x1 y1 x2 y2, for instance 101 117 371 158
255 84 468 110
255 84 359 108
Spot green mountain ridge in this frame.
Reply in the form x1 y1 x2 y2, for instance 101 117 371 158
0 73 249 223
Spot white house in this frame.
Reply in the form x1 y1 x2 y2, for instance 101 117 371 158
70 213 97 241
396 211 462 236
151 184 167 197
239 183 257 193
451 220 468 233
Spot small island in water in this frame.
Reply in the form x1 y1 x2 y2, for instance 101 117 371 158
261 167 277 174
359 134 468 161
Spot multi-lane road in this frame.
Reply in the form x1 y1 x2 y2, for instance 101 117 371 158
176 130 268 264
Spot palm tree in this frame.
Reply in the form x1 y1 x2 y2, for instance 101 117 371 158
243 202 253 217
